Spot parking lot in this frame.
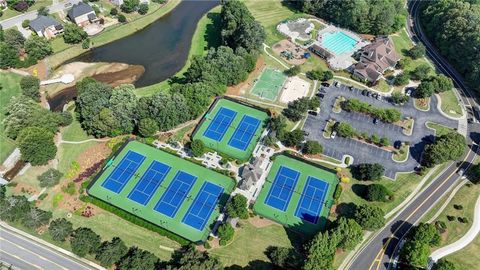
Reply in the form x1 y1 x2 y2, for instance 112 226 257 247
303 82 459 179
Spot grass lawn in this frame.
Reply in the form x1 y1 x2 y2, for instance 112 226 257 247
373 79 391 93
300 54 329 74
426 122 455 137
209 220 293 268
49 0 181 67
393 144 409 162
60 114 93 142
0 72 22 163
245 0 304 45
135 5 221 97
438 90 463 117
0 0 52 20
446 235 480 269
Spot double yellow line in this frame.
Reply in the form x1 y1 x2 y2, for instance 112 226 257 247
368 146 477 270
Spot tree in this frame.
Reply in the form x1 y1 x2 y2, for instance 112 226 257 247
37 6 49 16
468 164 480 184
422 132 466 167
20 75 40 101
37 168 63 187
109 84 138 134
168 244 223 270
266 246 303 270
304 231 338 270
190 139 206 157
283 97 313 121
4 28 25 50
220 0 265 51
138 3 149 15
432 259 456 270
138 118 158 137
70 227 101 257
415 79 436 98
110 8 118 15
225 194 248 219
433 74 453 93
117 247 159 270
0 195 31 222
118 14 127 23
121 0 140 13
303 140 323 155
17 127 56 166
48 218 73 242
354 204 385 230
400 240 430 268
56 111 73 126
13 1 29 12
379 137 389 147
394 72 410 86
21 207 52 229
0 186 6 202
407 223 441 246
63 24 88 44
332 217 363 250
365 184 393 202
284 65 301 76
336 122 356 138
22 19 30 28
96 237 128 268
408 44 426 59
306 69 333 81
0 41 19 68
352 163 384 181
281 129 304 147
410 63 432 81
269 115 287 132
217 223 234 246
390 91 409 104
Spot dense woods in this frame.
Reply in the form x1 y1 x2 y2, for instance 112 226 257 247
421 0 480 92
287 0 406 35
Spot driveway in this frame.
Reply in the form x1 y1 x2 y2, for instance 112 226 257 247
303 83 458 178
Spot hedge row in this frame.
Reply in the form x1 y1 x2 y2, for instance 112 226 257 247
343 98 402 123
80 195 190 245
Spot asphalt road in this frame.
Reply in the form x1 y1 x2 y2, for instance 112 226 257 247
345 1 480 269
0 223 95 270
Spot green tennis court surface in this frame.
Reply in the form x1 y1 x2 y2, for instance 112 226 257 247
88 141 235 242
250 68 287 101
253 155 338 235
192 98 269 161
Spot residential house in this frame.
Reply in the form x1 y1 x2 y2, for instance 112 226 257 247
67 2 99 27
29 16 64 39
239 156 265 191
352 36 400 82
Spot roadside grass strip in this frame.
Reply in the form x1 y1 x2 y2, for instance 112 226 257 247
253 155 338 234
193 98 269 161
250 68 287 101
88 141 235 242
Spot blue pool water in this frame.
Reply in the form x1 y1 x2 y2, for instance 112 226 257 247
321 31 358 55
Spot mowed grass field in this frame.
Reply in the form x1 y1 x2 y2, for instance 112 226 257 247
0 72 22 163
253 155 338 235
193 98 269 161
245 0 303 45
88 141 236 242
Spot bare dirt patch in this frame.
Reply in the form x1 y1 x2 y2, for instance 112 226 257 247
76 142 111 172
226 57 265 96
249 216 277 228
13 182 39 195
279 76 310 103
272 39 307 65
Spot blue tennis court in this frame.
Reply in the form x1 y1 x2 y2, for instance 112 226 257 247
264 166 300 211
182 182 224 231
101 151 145 194
294 177 329 224
227 115 261 151
203 107 237 141
127 161 171 205
154 171 197 218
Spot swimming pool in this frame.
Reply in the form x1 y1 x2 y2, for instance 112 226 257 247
321 31 358 55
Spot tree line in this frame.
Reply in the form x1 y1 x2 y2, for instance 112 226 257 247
421 0 480 93
286 0 406 35
76 0 265 138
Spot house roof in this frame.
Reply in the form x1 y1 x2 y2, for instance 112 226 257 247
29 15 62 33
67 2 94 19
353 36 400 82
239 157 264 190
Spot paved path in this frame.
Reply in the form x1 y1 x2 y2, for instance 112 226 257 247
60 138 109 144
0 222 103 270
430 195 480 262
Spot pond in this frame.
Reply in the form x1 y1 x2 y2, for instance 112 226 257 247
74 0 218 87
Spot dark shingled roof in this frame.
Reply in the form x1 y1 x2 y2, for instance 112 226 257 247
67 2 94 19
29 15 62 33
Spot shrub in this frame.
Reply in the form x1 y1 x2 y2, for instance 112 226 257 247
204 242 211 249
394 72 410 86
333 185 342 202
138 3 149 15
37 168 63 188
303 140 323 155
82 38 90 49
61 182 76 195
352 163 385 181
446 215 455 221
22 19 30 28
453 204 463 210
365 184 393 202
14 1 29 12
284 65 301 77
118 14 126 23
217 223 234 245
190 139 206 157
20 75 40 101
408 44 426 59
110 8 118 16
